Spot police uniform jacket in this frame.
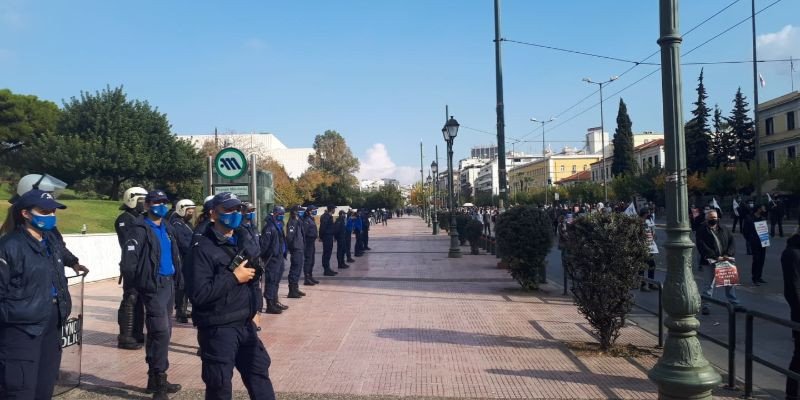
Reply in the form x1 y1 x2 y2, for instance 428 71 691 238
302 215 318 241
0 227 71 336
236 222 262 268
319 212 334 238
361 213 370 231
53 227 79 268
334 216 346 242
170 215 194 260
260 217 286 264
286 217 305 253
115 209 140 249
185 225 262 328
121 215 183 293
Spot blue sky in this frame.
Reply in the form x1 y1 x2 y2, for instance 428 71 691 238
2 0 798 184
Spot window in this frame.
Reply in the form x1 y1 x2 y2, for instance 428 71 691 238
767 150 775 171
766 117 774 136
560 165 565 172
583 164 587 171
789 111 796 131
571 165 576 173
655 155 659 167
789 146 796 160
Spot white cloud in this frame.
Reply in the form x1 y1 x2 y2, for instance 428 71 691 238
357 143 419 185
757 25 799 76
243 38 267 51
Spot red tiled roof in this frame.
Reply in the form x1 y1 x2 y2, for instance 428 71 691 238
559 170 591 183
634 138 665 151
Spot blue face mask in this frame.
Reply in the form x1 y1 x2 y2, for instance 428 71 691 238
150 204 169 218
219 211 243 229
311 210 317 216
276 214 284 222
298 211 305 218
30 212 56 231
247 212 256 221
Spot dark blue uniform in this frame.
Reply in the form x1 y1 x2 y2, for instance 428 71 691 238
116 208 146 346
260 217 286 302
351 215 364 256
120 216 181 379
170 214 194 321
334 214 347 267
319 211 335 271
185 225 274 400
286 217 304 285
361 212 371 250
0 227 71 399
302 214 318 278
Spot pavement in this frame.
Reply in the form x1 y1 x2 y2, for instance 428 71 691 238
58 216 754 399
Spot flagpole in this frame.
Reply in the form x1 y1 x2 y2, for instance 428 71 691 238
751 0 762 201
791 56 795 92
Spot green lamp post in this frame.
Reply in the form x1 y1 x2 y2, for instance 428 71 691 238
648 0 721 398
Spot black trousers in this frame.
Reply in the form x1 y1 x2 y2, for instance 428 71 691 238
751 245 766 282
0 303 62 400
363 230 370 249
354 231 364 255
344 233 352 259
771 218 784 237
788 313 800 400
321 236 334 269
198 321 275 400
731 215 742 232
302 239 316 276
335 238 346 266
142 275 174 374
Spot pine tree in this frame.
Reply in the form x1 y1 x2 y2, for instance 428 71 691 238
709 105 724 167
685 69 711 174
710 105 737 167
611 98 636 176
728 87 755 166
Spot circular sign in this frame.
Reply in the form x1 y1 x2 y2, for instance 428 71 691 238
214 148 248 179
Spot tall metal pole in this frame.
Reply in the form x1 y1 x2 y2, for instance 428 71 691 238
599 83 608 203
433 145 439 235
649 1 721 398
420 141 425 220
542 122 548 206
493 0 508 210
448 137 461 258
751 0 762 200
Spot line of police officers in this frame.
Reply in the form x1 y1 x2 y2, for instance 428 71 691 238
112 187 375 399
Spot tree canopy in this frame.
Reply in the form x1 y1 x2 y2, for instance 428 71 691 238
685 69 711 174
611 98 636 177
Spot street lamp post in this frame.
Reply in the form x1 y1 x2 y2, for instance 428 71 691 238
426 174 432 227
583 76 618 203
648 1 721 398
443 117 462 258
531 117 556 206
432 160 439 235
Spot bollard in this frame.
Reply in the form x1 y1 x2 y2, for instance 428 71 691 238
726 303 737 389
81 224 87 235
744 314 753 398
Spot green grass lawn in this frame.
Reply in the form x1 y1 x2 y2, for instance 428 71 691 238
0 184 120 234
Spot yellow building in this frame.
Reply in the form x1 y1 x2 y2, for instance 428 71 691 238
508 154 601 195
758 91 799 170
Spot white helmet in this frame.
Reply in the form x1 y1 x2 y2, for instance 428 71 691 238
175 199 197 217
16 174 67 197
203 195 215 209
122 186 148 209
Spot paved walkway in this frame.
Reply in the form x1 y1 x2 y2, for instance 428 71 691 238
60 217 743 399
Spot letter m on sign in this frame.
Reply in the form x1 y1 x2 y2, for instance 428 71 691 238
220 158 242 171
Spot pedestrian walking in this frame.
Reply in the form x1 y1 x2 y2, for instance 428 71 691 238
116 186 148 350
120 190 182 398
639 208 657 291
184 192 276 400
781 231 800 399
319 205 338 276
0 190 78 399
696 210 742 315
169 199 196 324
286 206 306 298
743 204 768 285
260 206 289 315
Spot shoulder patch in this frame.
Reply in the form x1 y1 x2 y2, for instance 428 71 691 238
118 222 125 227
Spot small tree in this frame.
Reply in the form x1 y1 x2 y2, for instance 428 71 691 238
464 219 483 255
563 213 649 350
729 88 755 166
611 98 636 177
495 206 553 290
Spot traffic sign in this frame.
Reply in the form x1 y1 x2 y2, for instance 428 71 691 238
213 185 249 197
214 148 247 179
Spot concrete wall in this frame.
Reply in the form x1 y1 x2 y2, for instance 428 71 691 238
63 233 120 284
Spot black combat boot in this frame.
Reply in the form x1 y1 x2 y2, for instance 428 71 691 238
323 269 337 276
265 300 283 314
147 372 181 395
303 275 317 286
288 284 303 298
309 274 320 284
338 263 350 269
276 301 289 310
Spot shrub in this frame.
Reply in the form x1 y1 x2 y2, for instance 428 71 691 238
563 212 649 351
437 211 451 231
456 214 470 245
464 219 483 255
495 206 552 290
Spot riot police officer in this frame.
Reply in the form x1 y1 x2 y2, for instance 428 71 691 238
120 190 182 399
0 190 73 399
286 206 306 298
333 210 350 269
261 206 289 314
170 199 196 324
319 205 338 275
116 186 148 349
185 192 275 400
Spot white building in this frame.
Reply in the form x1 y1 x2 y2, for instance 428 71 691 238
359 178 400 192
591 138 666 183
182 132 314 178
472 153 542 196
458 157 488 197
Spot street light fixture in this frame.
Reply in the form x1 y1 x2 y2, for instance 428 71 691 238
531 117 556 206
426 174 432 227
431 160 439 235
583 76 618 203
443 116 461 258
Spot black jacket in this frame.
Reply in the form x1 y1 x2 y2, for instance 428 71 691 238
302 215 318 241
695 223 735 265
286 217 305 253
120 216 183 293
115 209 140 249
170 215 195 261
742 213 766 246
260 217 286 270
237 222 262 269
0 227 71 336
782 234 800 321
319 212 334 238
185 225 262 328
334 216 346 242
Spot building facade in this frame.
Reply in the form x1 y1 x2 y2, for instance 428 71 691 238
508 154 601 196
471 145 498 159
590 138 665 183
758 91 800 171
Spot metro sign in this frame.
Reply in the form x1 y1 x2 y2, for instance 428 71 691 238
214 147 248 179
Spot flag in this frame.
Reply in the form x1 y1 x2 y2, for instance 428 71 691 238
624 202 637 217
733 199 739 217
759 73 766 87
711 197 721 211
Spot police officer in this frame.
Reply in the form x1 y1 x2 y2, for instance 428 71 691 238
116 186 148 349
0 190 74 399
344 210 356 263
261 206 289 314
170 199 196 324
286 206 306 298
362 210 372 251
333 210 350 270
121 190 182 399
194 195 216 236
319 205 337 275
185 192 275 399
351 211 364 257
